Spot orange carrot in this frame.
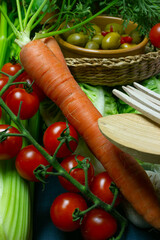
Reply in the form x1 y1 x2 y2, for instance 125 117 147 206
41 37 68 67
20 38 160 229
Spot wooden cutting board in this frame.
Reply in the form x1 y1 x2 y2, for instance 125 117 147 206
98 113 160 164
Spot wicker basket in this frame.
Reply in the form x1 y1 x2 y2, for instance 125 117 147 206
65 50 160 86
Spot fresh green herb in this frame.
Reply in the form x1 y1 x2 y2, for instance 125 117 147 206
99 0 160 36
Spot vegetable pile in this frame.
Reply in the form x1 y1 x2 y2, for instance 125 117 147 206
0 1 160 240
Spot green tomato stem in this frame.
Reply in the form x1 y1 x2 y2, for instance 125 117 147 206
0 68 24 97
110 187 119 209
0 91 127 237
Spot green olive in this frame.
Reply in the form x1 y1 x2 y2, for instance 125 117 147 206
67 33 86 47
120 43 137 49
92 34 104 45
61 22 75 40
79 32 89 44
105 23 124 35
101 32 121 50
85 41 99 50
88 24 101 35
129 29 142 44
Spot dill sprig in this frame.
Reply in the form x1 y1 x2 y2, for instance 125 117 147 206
99 0 160 36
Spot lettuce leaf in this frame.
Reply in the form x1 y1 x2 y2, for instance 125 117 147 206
79 83 118 116
141 75 160 93
116 74 160 114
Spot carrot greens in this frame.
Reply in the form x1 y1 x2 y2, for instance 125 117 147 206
0 0 119 47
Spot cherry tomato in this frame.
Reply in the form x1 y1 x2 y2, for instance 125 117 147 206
0 75 26 101
101 31 109 37
15 144 52 181
120 36 133 44
1 62 22 76
43 122 79 158
16 70 28 82
58 155 94 192
0 76 20 101
0 77 10 100
0 124 22 160
5 88 40 120
21 74 46 101
90 172 121 206
1 62 27 84
149 23 160 48
50 192 87 232
81 208 117 240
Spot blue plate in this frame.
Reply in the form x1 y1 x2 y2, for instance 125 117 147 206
33 176 160 240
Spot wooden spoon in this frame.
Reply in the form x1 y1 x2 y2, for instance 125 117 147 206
98 113 160 164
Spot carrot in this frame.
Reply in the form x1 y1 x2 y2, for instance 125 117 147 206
41 37 68 68
20 38 160 230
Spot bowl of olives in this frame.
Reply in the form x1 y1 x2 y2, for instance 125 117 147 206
56 16 148 58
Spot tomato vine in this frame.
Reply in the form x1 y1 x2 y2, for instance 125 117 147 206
0 68 127 240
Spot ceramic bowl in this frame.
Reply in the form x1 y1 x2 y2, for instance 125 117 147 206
55 16 148 58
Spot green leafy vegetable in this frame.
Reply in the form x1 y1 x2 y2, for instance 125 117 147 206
116 74 160 114
141 75 160 93
79 83 118 116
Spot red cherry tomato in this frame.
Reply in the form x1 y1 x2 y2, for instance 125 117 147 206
0 124 22 160
1 62 28 85
120 36 133 44
50 192 87 232
1 62 22 76
90 172 121 206
81 208 117 240
149 23 160 48
0 76 16 101
16 70 28 82
21 74 46 101
5 88 40 120
101 31 109 37
43 122 79 158
58 155 94 192
15 144 52 182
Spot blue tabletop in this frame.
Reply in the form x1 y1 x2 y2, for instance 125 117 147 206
33 176 160 240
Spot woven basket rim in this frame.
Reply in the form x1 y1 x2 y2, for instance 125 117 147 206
65 50 160 67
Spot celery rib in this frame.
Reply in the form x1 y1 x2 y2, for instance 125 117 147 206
0 160 32 240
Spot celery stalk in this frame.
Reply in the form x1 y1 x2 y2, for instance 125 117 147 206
0 160 32 240
0 1 8 69
0 111 33 239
